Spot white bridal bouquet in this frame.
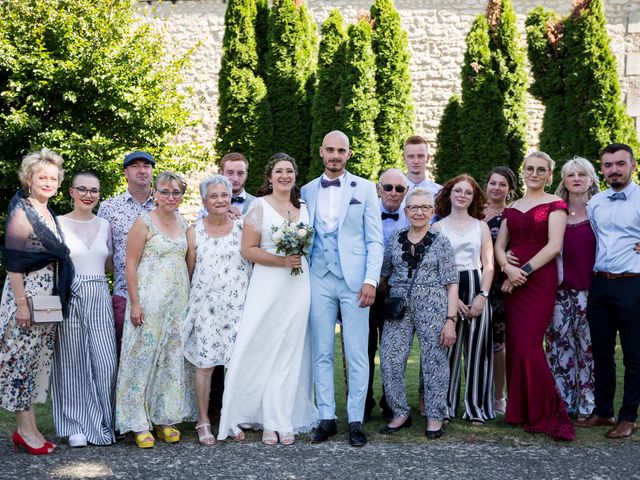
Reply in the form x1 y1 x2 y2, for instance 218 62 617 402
271 219 315 276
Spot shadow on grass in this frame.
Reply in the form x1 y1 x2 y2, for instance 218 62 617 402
1 333 636 446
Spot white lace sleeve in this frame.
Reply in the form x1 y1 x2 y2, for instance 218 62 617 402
243 198 263 233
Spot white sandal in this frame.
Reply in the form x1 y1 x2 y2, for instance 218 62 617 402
262 430 278 446
279 432 295 446
196 423 216 446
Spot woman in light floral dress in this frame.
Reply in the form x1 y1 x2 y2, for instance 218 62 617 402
183 175 252 445
115 172 193 448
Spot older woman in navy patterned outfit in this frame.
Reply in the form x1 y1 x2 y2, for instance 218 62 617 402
378 188 459 440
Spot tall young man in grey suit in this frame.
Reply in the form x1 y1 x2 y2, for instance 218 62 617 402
302 131 384 447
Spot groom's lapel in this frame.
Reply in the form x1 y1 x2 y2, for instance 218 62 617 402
338 172 357 230
306 178 320 222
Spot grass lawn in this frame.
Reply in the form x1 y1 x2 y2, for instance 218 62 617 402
0 331 635 446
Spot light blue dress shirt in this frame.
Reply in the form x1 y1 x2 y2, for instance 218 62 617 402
587 182 640 274
380 199 409 247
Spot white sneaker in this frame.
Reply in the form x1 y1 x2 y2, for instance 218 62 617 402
68 433 87 447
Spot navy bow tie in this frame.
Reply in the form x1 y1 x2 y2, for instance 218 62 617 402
232 196 245 204
608 192 627 201
320 178 341 188
381 212 399 221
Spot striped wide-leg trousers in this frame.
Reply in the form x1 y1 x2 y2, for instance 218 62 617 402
446 269 495 422
51 275 117 445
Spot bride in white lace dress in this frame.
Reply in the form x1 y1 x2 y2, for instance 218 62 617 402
217 153 318 445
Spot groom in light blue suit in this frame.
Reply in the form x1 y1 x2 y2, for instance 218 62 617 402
301 131 383 447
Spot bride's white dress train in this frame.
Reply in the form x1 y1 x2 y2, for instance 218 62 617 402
217 198 318 440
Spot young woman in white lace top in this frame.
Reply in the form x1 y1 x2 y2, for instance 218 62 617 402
51 172 117 447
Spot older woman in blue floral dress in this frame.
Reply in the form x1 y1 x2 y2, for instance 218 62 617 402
183 175 252 445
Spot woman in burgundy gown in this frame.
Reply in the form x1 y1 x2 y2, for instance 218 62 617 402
494 151 575 441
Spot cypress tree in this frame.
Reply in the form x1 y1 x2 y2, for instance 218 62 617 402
308 9 347 181
255 0 270 80
458 15 509 181
526 6 567 180
266 0 318 181
370 0 415 171
341 17 381 180
216 0 273 192
487 0 528 174
434 95 463 184
527 0 638 179
562 0 638 168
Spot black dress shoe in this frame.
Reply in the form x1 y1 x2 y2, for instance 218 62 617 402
311 419 337 443
348 421 367 447
379 415 412 435
425 428 443 440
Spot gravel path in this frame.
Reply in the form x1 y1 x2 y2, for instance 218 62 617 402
2 435 639 479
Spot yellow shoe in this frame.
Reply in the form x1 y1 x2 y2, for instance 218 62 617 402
134 432 155 449
155 425 181 443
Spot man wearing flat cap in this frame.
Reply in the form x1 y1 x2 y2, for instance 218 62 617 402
98 151 156 358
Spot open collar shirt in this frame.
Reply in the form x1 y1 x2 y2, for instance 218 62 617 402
97 189 155 297
587 181 640 274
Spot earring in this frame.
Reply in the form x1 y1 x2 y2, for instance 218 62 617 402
28 186 31 196
268 182 273 190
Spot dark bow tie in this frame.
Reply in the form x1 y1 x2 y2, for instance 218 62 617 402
381 212 399 221
232 196 245 204
608 192 627 201
320 177 341 188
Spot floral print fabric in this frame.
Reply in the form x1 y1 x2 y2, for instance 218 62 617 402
0 207 58 411
183 219 252 368
545 288 595 416
115 213 194 433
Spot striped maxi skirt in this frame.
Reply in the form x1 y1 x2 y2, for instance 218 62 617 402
446 269 495 422
51 275 117 445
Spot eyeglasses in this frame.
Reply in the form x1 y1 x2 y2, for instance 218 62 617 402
523 166 549 176
406 205 434 213
380 184 407 193
157 189 183 198
452 188 474 197
73 186 100 197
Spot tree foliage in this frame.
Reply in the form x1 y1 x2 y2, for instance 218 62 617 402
370 0 415 171
341 18 381 180
0 0 204 217
487 0 528 174
433 95 463 184
266 0 318 182
458 15 509 181
216 0 273 193
526 0 638 179
308 9 347 181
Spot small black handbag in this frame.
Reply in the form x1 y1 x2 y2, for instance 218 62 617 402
383 296 406 321
383 257 424 322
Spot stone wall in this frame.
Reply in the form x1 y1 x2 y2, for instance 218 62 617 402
140 0 640 155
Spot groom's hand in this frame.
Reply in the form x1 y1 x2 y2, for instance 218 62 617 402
357 284 376 308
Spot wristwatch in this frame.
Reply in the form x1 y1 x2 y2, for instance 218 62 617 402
479 290 489 298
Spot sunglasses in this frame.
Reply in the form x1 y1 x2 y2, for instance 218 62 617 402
380 184 407 193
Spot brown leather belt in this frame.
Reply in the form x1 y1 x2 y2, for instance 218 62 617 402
595 272 640 279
